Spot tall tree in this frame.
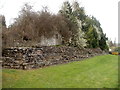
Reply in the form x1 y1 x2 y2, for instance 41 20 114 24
72 1 86 22
59 1 87 48
85 25 99 48
0 15 6 27
99 33 109 50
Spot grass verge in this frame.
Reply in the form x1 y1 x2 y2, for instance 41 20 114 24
2 55 118 88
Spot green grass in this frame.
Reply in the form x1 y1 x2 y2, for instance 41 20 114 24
2 55 118 88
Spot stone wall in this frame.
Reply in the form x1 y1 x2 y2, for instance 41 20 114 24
1 46 105 70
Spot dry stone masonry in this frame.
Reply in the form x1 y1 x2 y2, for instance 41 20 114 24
1 46 105 70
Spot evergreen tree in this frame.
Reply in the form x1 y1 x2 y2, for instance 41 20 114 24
59 1 87 48
72 1 86 22
86 25 99 48
82 15 109 50
99 34 109 50
0 15 6 27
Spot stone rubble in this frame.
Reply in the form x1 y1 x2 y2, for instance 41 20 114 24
1 46 105 70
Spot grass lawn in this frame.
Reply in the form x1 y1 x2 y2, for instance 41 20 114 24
2 55 118 88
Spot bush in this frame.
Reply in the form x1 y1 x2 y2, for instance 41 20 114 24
2 4 73 47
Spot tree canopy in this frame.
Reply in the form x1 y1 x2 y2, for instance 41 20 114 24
2 1 109 51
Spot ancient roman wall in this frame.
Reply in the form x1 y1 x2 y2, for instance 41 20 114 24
1 46 106 70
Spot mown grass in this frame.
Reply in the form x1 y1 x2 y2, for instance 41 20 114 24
2 55 118 88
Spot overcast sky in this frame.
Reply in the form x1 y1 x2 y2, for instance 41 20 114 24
0 0 119 42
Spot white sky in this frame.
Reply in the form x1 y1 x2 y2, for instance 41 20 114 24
0 0 119 42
